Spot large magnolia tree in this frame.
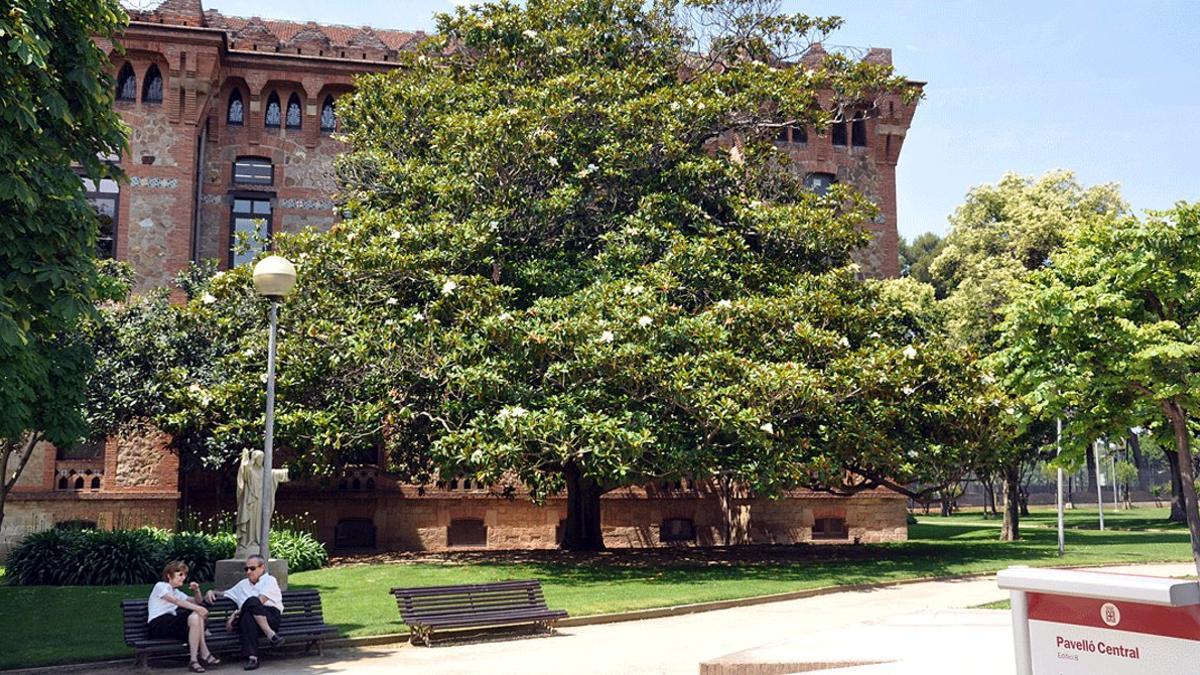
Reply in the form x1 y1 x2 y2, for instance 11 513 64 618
331 0 987 549
999 203 1200 575
0 0 127 533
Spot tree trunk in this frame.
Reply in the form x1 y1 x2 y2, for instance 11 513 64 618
0 432 43 536
716 475 732 546
1129 433 1150 492
1163 401 1200 577
1164 448 1187 523
981 475 996 518
560 462 605 551
1001 465 1020 541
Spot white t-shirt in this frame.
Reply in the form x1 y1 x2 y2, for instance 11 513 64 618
223 573 284 612
147 582 192 622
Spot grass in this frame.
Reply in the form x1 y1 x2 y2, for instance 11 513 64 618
0 506 1192 670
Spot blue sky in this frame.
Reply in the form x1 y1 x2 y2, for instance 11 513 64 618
199 0 1200 240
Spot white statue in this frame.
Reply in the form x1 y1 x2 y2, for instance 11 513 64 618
235 449 289 558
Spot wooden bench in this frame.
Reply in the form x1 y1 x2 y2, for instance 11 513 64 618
121 589 337 666
391 579 568 645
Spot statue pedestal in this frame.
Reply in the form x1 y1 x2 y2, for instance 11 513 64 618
214 558 289 591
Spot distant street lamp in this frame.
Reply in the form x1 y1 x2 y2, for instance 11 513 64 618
252 255 297 560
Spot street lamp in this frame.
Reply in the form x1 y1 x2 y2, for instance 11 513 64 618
252 255 296 561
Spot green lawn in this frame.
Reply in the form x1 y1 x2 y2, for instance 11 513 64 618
0 506 1192 670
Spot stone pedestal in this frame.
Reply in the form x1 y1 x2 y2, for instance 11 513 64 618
214 558 289 591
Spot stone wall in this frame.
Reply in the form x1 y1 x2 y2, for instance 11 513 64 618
0 494 179 561
195 482 910 553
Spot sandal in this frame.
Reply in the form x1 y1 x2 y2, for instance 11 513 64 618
201 653 221 666
189 661 207 673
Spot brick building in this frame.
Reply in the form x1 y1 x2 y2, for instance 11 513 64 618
0 0 919 557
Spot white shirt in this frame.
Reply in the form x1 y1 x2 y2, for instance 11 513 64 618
223 573 284 612
147 582 191 622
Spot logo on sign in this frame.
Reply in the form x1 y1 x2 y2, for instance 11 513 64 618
1101 603 1121 627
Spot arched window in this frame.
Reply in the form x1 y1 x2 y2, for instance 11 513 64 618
851 116 867 147
116 63 136 101
142 64 163 103
285 93 302 129
320 96 336 132
227 90 244 126
831 121 847 146
90 476 101 490
265 92 281 128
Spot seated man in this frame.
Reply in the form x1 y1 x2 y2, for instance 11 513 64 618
205 555 284 670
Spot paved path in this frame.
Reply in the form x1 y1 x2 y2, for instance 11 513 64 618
94 563 1193 675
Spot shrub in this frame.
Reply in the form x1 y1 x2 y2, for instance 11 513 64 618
270 529 327 573
5 529 84 585
68 528 165 585
162 532 234 583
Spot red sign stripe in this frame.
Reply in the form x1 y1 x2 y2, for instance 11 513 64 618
1028 592 1200 641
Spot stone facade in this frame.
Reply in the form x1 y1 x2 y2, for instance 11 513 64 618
0 436 179 559
4 0 921 558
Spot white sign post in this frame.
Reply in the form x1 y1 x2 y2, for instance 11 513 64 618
997 566 1200 674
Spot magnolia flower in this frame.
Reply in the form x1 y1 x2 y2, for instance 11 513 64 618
385 319 396 327
980 373 997 385
638 315 653 327
623 226 641 236
716 299 732 309
522 29 538 38
760 422 775 435
498 312 512 322
547 156 559 167
498 405 528 420
599 330 615 343
385 297 399 306
901 385 915 396
902 345 918 360
390 230 402 240
201 293 216 305
188 383 202 393
623 284 645 295
838 336 850 348
553 46 568 54
413 311 425 321
442 280 458 295
242 348 255 358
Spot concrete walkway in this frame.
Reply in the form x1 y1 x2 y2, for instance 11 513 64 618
91 563 1193 675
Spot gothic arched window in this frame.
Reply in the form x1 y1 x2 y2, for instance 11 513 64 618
286 93 302 129
116 63 136 101
320 96 336 132
265 92 281 128
227 90 244 126
142 64 163 103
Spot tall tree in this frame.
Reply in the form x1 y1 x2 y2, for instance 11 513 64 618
332 0 982 549
929 171 1127 540
0 0 128 532
998 203 1200 575
898 232 943 289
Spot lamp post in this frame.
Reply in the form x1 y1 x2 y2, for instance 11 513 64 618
252 255 296 561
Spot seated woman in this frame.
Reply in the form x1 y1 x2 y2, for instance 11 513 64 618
147 560 220 673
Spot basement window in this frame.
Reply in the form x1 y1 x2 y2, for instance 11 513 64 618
447 519 487 547
660 518 696 543
812 517 849 540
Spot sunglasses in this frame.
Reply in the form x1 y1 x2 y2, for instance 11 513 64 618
244 565 259 571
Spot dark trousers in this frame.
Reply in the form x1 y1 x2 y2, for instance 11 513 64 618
238 596 281 658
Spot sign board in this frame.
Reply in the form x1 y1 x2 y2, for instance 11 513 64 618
997 567 1200 675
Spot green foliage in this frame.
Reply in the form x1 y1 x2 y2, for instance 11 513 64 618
269 529 328 573
898 232 944 287
1114 460 1138 486
0 0 128 450
3 529 81 586
5 526 319 585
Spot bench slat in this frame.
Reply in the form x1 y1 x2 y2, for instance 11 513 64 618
391 579 567 645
